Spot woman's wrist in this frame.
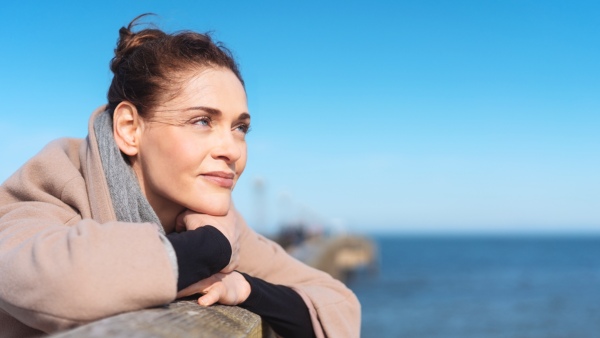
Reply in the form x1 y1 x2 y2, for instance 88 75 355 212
236 271 252 304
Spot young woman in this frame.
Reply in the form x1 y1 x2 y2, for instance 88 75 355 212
0 15 360 338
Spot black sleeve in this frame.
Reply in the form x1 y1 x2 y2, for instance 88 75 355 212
165 226 231 291
239 273 316 338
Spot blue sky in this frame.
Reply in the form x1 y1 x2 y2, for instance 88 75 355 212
1 1 598 234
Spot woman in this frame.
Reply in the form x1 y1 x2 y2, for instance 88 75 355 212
0 15 360 338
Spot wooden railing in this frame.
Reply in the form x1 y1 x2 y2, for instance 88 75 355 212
50 301 276 338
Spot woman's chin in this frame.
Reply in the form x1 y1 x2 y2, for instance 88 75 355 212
187 201 230 216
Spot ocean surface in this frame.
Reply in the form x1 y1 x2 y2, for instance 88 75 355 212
347 235 600 338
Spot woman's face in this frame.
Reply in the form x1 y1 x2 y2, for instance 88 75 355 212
131 68 249 227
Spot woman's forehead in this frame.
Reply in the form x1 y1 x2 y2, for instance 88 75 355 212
155 68 247 114
165 68 247 106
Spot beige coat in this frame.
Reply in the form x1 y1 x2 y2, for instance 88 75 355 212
0 107 360 338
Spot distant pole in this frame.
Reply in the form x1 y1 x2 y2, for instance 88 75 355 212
253 177 266 231
278 191 292 228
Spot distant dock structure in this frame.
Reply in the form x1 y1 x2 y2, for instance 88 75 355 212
275 226 378 282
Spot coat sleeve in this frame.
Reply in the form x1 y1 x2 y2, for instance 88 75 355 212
235 209 361 338
0 142 177 334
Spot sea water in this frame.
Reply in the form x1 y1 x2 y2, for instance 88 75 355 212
348 235 600 338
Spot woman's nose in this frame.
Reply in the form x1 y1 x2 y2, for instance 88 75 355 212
210 131 242 163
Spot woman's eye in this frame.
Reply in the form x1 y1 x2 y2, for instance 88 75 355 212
234 123 251 135
192 116 211 127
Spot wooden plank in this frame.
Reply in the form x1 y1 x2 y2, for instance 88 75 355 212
49 300 276 338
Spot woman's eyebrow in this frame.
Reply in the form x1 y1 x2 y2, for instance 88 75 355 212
185 106 250 121
183 106 222 116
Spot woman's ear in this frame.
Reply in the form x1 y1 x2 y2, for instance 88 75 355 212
113 101 142 156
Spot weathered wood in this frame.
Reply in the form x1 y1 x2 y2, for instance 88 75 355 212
49 300 276 338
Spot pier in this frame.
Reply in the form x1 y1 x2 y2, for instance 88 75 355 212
286 234 378 282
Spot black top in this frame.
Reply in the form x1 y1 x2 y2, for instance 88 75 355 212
165 226 231 290
166 226 316 338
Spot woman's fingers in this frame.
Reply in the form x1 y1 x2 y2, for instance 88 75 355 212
177 272 250 306
176 275 219 299
174 210 189 233
197 284 223 306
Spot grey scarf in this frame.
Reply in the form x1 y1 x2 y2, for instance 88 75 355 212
93 110 177 276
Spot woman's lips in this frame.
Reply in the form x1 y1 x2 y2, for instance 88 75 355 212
201 171 234 188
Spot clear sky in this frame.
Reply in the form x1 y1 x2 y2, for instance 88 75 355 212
1 1 598 234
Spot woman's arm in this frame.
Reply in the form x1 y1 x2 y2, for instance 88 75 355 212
0 205 177 333
173 205 360 337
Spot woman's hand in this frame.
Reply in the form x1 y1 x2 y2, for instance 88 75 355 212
175 208 241 273
176 271 251 306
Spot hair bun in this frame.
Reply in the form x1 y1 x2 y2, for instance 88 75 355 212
110 14 164 74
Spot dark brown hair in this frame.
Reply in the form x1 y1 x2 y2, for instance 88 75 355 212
107 14 243 117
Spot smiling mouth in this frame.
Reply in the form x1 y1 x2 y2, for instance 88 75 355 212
201 172 235 188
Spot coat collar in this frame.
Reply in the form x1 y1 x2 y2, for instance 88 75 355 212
79 105 117 223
